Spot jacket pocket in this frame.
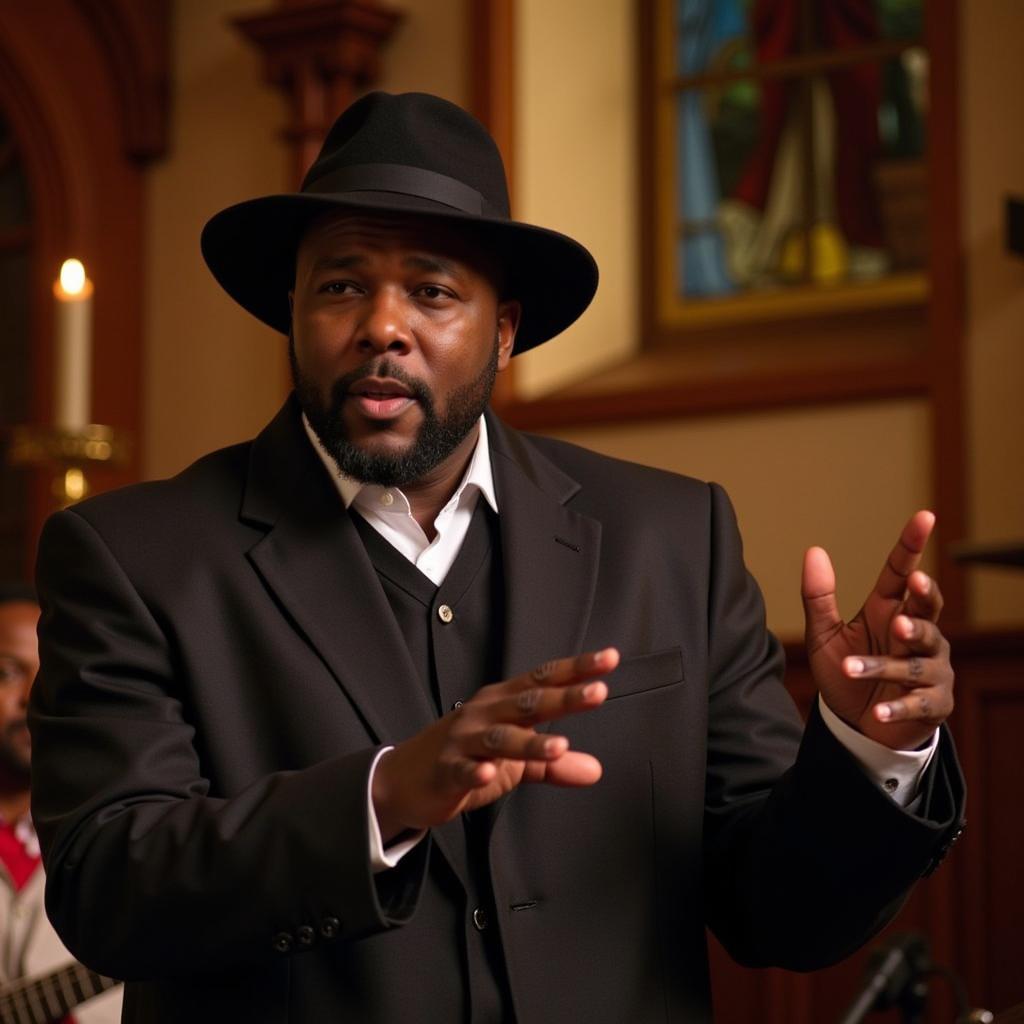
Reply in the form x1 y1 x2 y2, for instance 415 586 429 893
605 647 684 701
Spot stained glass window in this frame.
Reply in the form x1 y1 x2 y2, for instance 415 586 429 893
649 0 928 326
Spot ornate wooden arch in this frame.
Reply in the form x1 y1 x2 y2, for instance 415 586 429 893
0 1 170 575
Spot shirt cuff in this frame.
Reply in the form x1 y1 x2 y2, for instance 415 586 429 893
818 695 939 809
367 746 428 873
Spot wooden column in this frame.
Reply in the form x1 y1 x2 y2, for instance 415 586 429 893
468 0 518 404
233 0 403 188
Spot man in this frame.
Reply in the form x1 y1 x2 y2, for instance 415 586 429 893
29 92 964 1023
0 585 121 1024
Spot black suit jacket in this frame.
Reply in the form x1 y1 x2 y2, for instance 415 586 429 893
29 399 964 1023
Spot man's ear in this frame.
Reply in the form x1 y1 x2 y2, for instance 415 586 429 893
496 300 521 371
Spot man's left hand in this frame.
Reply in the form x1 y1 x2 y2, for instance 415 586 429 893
801 510 954 750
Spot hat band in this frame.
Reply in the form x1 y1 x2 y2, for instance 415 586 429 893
303 163 502 218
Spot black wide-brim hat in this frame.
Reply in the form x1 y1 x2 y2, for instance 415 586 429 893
201 91 599 355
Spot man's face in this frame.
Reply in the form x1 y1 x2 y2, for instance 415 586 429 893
0 601 39 782
289 211 519 488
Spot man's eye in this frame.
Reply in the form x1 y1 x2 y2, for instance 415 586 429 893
320 281 358 295
415 285 449 300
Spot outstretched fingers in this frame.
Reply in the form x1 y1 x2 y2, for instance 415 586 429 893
516 647 620 693
373 649 618 836
902 570 944 624
843 611 953 726
446 647 618 779
801 546 842 650
871 510 935 604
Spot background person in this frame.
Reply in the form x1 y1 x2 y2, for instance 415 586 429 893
0 584 121 1024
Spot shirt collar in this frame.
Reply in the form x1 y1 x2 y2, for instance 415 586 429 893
302 411 498 516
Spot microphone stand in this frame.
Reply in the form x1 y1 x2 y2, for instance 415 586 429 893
836 932 996 1024
837 933 930 1024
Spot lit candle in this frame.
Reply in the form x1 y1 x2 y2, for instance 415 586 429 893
53 258 94 431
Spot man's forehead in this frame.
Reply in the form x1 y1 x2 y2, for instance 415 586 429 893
297 210 495 272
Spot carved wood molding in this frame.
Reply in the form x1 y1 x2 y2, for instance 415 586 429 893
233 0 403 186
72 0 172 163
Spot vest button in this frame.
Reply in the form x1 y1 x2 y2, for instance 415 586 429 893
451 700 464 711
296 925 315 946
272 931 293 954
437 604 454 623
320 917 340 939
472 907 488 931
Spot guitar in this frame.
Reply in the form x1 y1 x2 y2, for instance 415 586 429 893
0 962 118 1024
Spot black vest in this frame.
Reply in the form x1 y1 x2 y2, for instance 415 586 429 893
351 501 513 1023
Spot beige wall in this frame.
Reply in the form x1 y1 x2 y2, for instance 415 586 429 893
514 0 639 399
144 0 285 482
551 402 932 639
143 0 467 481
963 0 1024 625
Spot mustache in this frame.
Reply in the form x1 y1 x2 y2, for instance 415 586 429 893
330 359 433 410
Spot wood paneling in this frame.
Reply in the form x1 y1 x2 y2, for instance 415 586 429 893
953 631 1024 1014
706 629 1024 1023
470 0 517 407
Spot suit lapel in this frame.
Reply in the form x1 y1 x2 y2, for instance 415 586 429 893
479 416 602 836
241 401 436 748
487 415 602 681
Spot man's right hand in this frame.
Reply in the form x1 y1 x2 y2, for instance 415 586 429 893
371 648 618 843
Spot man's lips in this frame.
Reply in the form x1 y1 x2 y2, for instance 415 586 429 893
345 378 417 420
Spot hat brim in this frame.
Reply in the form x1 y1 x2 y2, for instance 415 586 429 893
200 192 599 355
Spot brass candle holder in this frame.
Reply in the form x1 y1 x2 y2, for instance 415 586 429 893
7 424 129 508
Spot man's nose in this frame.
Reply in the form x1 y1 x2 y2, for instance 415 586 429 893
356 288 412 356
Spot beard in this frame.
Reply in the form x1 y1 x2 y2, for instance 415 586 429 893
289 334 499 488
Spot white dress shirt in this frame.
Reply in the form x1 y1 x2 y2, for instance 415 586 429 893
303 414 937 870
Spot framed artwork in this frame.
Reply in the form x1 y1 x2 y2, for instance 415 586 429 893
645 0 931 330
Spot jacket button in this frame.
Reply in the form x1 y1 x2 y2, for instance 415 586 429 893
451 700 464 711
272 931 293 954
438 604 454 623
472 907 488 931
296 925 315 947
320 917 340 939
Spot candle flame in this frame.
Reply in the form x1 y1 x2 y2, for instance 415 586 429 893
59 259 87 296
63 468 87 503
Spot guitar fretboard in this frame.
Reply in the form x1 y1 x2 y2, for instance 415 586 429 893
0 961 118 1024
